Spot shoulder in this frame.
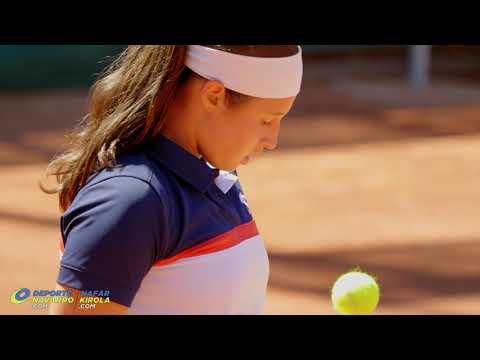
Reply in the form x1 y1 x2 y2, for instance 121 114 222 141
64 151 174 233
60 152 175 274
84 152 155 190
76 150 173 205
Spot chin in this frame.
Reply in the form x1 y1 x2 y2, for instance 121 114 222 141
207 159 237 172
223 161 240 172
222 164 238 172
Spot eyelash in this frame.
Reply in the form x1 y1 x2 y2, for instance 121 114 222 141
262 120 272 126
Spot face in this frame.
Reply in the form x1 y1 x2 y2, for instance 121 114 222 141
198 79 296 171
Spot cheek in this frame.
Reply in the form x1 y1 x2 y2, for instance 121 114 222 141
208 120 245 155
221 130 253 158
213 113 261 158
236 123 261 150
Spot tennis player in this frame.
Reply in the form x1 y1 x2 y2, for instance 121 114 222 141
44 45 303 314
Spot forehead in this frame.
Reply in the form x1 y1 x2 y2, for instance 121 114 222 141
245 96 297 115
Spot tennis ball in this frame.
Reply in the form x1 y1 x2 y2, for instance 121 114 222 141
331 270 380 315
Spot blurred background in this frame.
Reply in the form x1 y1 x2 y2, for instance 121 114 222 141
1 45 480 314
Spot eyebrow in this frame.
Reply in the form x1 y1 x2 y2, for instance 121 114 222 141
270 112 286 116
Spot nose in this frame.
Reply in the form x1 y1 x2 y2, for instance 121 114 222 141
262 122 281 151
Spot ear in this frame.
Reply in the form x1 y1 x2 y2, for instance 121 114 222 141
200 80 227 112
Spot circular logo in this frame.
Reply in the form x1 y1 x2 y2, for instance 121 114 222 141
10 288 31 304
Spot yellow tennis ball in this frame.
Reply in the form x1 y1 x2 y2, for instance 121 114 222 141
331 271 380 315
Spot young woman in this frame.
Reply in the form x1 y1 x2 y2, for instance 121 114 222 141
44 45 303 314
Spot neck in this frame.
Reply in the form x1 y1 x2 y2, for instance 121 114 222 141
160 105 202 160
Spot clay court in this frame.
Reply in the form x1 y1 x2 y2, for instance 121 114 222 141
1 52 480 314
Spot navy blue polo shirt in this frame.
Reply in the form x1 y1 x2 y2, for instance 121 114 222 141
57 134 269 313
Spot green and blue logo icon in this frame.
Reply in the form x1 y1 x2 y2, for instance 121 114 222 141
10 288 31 304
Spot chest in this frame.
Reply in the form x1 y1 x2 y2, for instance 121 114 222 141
129 233 270 315
165 179 253 258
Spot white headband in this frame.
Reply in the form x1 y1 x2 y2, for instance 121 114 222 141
185 45 303 99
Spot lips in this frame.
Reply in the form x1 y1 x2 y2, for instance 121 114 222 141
240 155 251 165
240 148 263 165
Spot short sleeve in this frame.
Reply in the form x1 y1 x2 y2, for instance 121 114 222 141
57 176 169 307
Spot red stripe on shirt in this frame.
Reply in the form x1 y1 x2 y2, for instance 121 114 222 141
153 220 259 267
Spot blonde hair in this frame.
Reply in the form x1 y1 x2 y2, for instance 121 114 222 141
41 45 298 211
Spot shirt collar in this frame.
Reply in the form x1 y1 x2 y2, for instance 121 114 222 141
147 134 238 194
